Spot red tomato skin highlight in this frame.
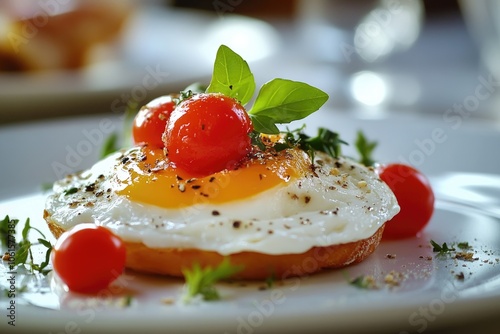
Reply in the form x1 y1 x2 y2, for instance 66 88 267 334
379 164 435 240
51 224 127 294
132 95 176 148
163 93 253 177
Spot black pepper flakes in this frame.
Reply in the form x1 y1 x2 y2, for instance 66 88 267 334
232 221 241 229
212 210 220 216
85 183 96 192
304 196 311 204
191 185 201 190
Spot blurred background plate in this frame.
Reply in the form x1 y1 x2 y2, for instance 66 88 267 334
0 5 280 123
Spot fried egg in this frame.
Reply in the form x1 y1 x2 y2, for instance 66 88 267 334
45 146 399 255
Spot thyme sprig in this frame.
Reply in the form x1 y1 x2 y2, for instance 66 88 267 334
1 216 53 275
251 126 347 162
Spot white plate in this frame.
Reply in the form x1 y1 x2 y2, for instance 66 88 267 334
1 110 500 333
0 6 280 121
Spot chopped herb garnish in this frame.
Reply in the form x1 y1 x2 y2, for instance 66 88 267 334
430 240 455 254
121 295 134 307
63 187 78 196
181 258 243 302
265 274 275 289
457 242 471 250
349 275 378 290
355 131 377 166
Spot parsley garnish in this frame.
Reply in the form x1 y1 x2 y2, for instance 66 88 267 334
181 258 243 302
63 187 78 196
430 240 455 254
355 131 377 166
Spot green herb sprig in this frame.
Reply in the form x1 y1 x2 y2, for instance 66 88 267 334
1 216 53 275
430 240 455 255
355 131 378 167
181 258 243 303
349 275 378 290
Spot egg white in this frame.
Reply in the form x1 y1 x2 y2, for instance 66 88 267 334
45 148 399 255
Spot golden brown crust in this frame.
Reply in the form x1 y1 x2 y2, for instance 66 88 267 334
44 209 384 280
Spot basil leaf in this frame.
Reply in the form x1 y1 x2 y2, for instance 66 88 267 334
249 115 280 134
206 45 255 105
249 79 328 124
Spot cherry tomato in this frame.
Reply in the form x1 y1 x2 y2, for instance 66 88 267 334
51 224 127 294
378 163 435 239
132 95 176 148
163 93 253 177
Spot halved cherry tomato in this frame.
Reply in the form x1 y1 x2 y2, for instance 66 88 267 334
132 95 176 148
51 224 126 294
163 93 253 177
378 163 434 239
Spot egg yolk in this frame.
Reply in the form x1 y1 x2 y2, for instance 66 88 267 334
115 147 310 209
